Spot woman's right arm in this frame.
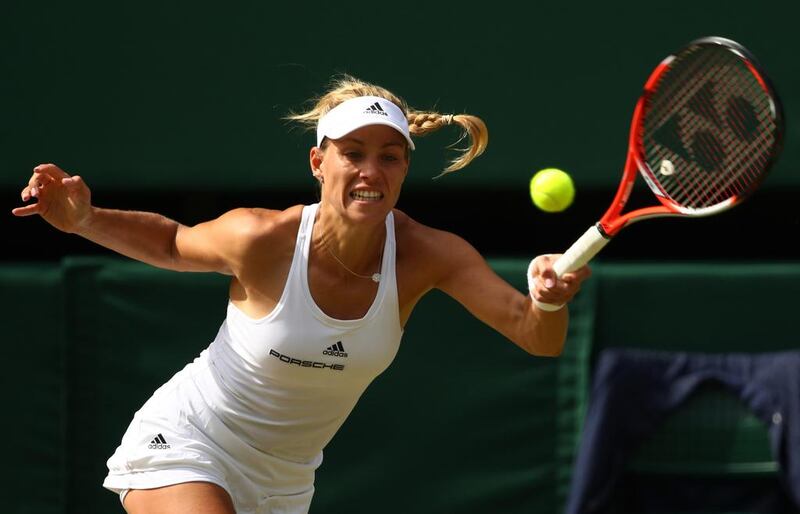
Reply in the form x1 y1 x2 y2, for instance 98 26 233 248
12 163 257 275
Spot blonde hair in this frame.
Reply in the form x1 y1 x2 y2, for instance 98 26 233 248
286 74 488 176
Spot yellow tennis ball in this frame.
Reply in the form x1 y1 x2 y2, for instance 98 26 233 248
529 168 575 213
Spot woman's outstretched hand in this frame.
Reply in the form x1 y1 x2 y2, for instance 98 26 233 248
12 163 92 233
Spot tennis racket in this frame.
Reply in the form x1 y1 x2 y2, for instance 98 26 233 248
539 36 784 309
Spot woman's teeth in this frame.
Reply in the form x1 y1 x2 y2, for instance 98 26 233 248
350 191 383 201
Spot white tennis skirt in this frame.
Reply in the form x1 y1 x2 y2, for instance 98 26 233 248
103 351 320 514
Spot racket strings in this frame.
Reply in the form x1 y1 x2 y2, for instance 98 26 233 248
656 63 771 205
691 60 773 201
646 50 738 205
657 54 771 203
642 45 778 210
654 66 774 205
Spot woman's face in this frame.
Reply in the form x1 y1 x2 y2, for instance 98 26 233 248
312 124 409 224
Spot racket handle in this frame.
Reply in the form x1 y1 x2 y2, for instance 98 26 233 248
532 224 609 312
532 224 610 312
554 224 610 277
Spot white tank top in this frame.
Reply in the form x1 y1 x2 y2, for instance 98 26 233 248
197 203 403 463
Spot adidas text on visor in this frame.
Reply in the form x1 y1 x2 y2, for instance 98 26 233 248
316 96 415 150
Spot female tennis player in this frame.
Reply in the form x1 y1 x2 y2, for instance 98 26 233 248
13 75 590 514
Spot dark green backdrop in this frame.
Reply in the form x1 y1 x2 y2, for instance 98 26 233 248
2 1 798 191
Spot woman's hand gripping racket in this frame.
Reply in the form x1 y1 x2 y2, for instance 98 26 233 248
537 36 785 310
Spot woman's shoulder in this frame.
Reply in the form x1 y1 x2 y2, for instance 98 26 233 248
392 208 483 291
391 208 430 244
392 208 470 256
216 204 306 249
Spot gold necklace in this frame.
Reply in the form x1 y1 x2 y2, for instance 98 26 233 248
322 237 384 283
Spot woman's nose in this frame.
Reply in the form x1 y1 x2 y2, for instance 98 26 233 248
357 157 380 177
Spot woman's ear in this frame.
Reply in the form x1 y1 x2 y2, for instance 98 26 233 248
310 147 324 183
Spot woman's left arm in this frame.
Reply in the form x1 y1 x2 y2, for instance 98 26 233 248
433 231 590 356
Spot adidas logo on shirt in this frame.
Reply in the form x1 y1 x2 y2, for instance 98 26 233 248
323 341 348 358
148 433 171 450
363 102 388 116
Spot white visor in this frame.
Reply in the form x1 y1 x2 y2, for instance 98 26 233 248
316 95 415 150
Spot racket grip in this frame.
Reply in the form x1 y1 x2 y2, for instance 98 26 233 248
553 224 610 277
531 224 610 312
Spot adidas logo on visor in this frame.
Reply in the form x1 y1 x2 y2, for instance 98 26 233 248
363 102 388 116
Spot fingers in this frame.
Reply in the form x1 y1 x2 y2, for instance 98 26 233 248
33 163 69 181
539 266 558 289
26 177 49 197
528 255 565 306
528 253 591 307
529 254 557 277
62 175 84 189
20 183 38 204
29 163 68 188
560 266 592 285
536 275 573 304
16 164 64 214
20 163 78 201
21 164 64 200
531 254 591 285
11 203 41 217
